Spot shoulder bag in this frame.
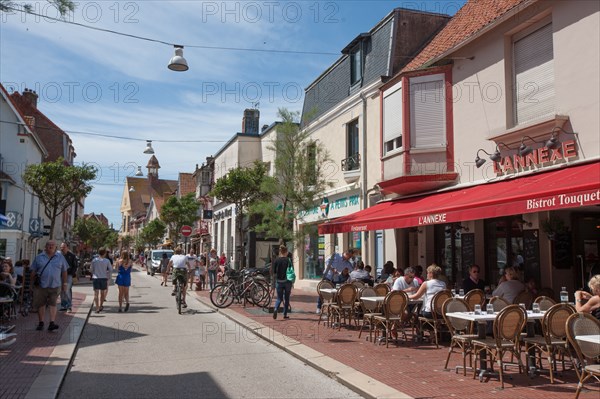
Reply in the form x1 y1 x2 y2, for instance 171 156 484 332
34 255 55 287
286 258 296 284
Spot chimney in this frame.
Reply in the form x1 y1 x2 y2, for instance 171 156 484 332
241 109 260 134
22 88 38 109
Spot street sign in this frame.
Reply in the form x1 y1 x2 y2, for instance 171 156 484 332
180 225 193 237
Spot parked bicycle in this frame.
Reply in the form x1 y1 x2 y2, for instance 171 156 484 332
210 267 271 309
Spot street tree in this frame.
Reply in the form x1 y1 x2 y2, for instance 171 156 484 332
140 219 167 248
1 0 75 15
23 158 97 239
72 217 111 253
120 235 133 250
251 108 333 248
160 193 199 246
210 160 271 268
104 230 119 251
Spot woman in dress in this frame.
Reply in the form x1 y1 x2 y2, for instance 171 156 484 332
115 250 133 312
575 274 600 320
160 253 169 287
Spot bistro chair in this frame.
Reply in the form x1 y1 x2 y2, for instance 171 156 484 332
533 296 557 311
565 312 600 399
329 283 357 330
537 287 556 301
442 297 478 375
352 281 365 289
317 280 334 326
472 305 527 389
513 290 534 309
372 290 409 347
522 303 576 383
0 282 18 323
489 296 510 312
418 289 452 348
374 283 390 296
358 287 380 341
464 289 486 311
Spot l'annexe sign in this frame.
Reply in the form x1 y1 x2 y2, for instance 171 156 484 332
493 140 577 175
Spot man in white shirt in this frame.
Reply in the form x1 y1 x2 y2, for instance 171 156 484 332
169 248 191 308
392 266 420 293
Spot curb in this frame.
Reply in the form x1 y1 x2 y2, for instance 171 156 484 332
24 286 93 399
190 291 413 399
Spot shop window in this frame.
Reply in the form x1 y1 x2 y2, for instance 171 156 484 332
513 21 554 126
434 224 464 286
347 231 362 260
303 226 324 279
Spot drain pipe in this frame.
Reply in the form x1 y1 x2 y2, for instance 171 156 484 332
359 90 368 263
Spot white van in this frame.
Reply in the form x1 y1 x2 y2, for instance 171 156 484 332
146 249 174 276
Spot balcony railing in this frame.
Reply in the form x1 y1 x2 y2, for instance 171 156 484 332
341 153 361 172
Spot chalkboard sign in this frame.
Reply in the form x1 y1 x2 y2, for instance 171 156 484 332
523 229 540 282
553 232 573 269
461 233 475 270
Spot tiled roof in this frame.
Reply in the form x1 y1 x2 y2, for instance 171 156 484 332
178 172 195 197
9 91 74 163
403 0 531 72
147 155 160 168
125 176 177 216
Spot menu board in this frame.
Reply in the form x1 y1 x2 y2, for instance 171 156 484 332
522 229 540 281
461 233 475 270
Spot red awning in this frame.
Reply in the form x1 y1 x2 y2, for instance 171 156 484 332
318 161 600 234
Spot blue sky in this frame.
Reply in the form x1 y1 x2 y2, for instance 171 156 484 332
1 0 464 229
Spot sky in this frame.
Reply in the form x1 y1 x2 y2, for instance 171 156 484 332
1 0 465 229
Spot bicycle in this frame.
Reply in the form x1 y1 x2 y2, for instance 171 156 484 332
172 268 187 314
210 268 271 309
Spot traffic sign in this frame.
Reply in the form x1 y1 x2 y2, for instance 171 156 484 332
180 225 193 237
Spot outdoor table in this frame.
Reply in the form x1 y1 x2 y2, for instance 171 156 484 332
447 310 545 380
320 288 338 295
575 334 600 344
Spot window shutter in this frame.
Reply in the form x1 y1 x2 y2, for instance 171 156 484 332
514 23 554 125
383 88 402 143
410 77 446 148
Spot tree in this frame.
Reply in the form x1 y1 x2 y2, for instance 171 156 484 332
210 161 271 268
140 219 167 248
72 217 111 253
250 108 332 248
160 193 199 246
104 230 119 251
1 0 75 16
120 235 133 250
23 158 97 239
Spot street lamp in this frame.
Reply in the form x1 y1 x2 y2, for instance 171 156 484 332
168 45 189 71
143 140 154 154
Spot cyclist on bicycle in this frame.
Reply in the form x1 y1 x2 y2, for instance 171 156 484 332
168 248 191 308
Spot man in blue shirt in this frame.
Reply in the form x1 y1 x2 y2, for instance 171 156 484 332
317 249 354 314
30 240 68 331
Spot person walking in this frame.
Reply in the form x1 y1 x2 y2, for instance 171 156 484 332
207 248 218 291
30 240 68 331
272 245 293 320
90 248 112 313
160 253 169 287
59 242 78 312
115 251 133 312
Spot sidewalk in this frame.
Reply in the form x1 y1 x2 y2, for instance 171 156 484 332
0 284 92 399
190 284 597 399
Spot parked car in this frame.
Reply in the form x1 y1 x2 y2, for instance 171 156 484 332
146 249 174 276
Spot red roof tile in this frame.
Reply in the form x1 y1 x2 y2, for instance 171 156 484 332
178 172 195 197
403 0 532 72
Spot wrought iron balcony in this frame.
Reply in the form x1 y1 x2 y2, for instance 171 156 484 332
341 153 361 183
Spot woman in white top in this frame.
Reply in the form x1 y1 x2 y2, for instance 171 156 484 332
409 264 446 318
492 266 525 303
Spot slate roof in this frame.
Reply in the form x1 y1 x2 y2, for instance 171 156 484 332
402 0 532 72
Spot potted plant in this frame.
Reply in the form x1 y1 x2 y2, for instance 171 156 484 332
540 216 567 240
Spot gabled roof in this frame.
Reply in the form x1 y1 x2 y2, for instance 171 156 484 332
125 176 178 217
403 0 533 72
0 84 48 158
9 90 74 163
178 172 195 197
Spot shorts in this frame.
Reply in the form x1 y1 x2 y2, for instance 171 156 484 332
32 287 61 309
93 278 108 290
172 268 188 285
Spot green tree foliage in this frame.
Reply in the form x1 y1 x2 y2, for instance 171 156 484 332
72 218 111 252
250 108 332 247
120 235 133 250
140 219 167 248
210 161 271 268
134 235 146 254
23 158 97 239
104 230 119 251
160 193 199 245
1 0 75 16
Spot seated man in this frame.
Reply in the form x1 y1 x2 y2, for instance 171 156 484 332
391 266 420 293
349 261 370 282
462 264 486 293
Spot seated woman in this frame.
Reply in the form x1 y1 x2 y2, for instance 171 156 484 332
0 261 16 286
409 264 446 318
492 266 525 303
575 275 600 320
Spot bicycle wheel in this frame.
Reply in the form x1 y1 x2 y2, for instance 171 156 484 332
176 281 182 314
210 283 234 308
248 282 270 307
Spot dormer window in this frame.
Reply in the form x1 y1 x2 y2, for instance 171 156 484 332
350 45 362 85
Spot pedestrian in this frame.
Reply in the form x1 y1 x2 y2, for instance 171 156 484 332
317 249 353 314
90 248 112 313
207 248 218 290
187 249 199 288
115 250 133 312
59 242 78 312
219 251 227 266
160 253 169 287
30 240 68 331
197 257 207 290
272 245 293 320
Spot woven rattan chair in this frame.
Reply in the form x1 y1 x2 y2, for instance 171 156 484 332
534 295 557 311
442 297 478 375
317 280 334 326
472 304 527 389
418 289 452 348
522 303 576 383
565 312 600 399
358 287 380 341
352 281 365 289
374 283 390 296
489 296 510 311
329 283 357 330
464 289 486 311
513 290 534 309
537 287 555 301
373 290 409 347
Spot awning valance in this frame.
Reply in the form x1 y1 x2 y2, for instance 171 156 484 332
318 161 600 234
